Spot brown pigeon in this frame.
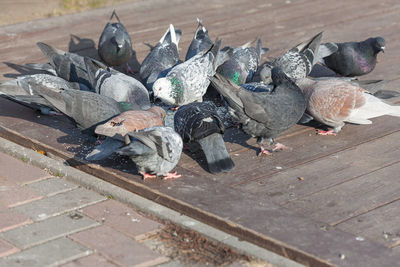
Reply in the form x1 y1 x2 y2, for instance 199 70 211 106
297 78 400 135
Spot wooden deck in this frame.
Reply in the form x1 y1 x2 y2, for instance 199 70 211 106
1 0 400 266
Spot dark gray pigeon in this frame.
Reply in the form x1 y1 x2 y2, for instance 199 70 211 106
185 18 213 61
153 39 233 106
174 102 235 174
0 74 89 115
117 126 183 180
98 10 133 73
140 24 182 91
84 57 151 111
254 32 337 83
210 67 306 155
217 38 269 85
29 42 115 91
322 37 385 77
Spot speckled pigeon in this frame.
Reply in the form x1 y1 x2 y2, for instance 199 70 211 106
218 38 269 84
98 10 134 73
185 18 213 61
254 32 337 83
210 67 306 155
140 24 182 91
117 126 183 180
322 37 385 77
153 39 233 106
296 77 400 135
174 102 235 174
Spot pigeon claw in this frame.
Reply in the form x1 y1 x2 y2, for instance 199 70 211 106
272 142 291 151
140 171 157 180
163 172 182 180
258 146 271 156
317 129 337 136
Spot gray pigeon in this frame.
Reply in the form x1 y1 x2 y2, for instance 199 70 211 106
140 24 182 91
322 37 385 77
0 74 89 114
254 32 337 83
185 18 213 61
28 42 115 91
210 67 306 155
153 39 233 106
174 102 235 174
217 38 269 84
84 57 151 111
98 10 133 73
117 126 183 180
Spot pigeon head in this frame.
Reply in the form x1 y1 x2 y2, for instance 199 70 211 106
271 66 290 84
259 64 272 84
111 36 124 52
372 37 385 53
153 78 176 105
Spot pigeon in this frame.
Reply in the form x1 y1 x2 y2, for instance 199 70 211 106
27 42 115 91
254 32 337 83
98 10 134 73
210 67 306 155
296 78 400 135
174 102 235 174
218 38 269 84
140 24 182 91
117 126 183 180
86 106 166 160
0 74 89 115
185 18 213 61
84 56 151 110
153 39 233 106
322 37 385 77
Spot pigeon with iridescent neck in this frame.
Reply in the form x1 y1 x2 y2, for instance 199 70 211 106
218 38 269 85
322 37 385 77
153 39 233 106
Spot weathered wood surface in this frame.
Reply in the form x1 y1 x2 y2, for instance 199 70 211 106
1 0 400 266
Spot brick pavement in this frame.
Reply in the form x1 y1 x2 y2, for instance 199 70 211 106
0 151 173 266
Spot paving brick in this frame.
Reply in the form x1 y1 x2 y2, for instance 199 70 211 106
0 237 91 267
0 212 99 249
0 238 19 258
69 225 169 267
0 204 32 233
0 180 43 207
12 187 106 221
27 177 78 196
60 253 118 267
82 199 162 240
0 152 51 185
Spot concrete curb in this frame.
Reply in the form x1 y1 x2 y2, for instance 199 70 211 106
0 137 303 267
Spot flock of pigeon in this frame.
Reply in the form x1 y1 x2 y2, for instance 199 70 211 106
1 11 399 180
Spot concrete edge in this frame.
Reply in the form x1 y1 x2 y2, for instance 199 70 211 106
0 137 303 267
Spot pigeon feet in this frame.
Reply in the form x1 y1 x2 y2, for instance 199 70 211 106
140 171 157 180
169 106 179 111
163 172 182 180
317 129 337 136
272 142 291 151
258 146 271 156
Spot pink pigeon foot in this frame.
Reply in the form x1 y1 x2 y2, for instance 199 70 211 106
317 129 337 136
258 146 271 156
163 172 182 180
139 171 157 180
169 106 179 111
272 142 291 151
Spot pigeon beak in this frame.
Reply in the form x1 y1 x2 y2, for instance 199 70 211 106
381 46 385 53
124 135 131 145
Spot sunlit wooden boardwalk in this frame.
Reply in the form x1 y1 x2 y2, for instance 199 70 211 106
1 0 400 266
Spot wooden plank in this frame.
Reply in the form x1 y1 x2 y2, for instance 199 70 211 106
336 200 400 248
282 162 400 225
239 130 400 205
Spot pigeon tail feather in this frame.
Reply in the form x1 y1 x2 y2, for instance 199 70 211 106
198 133 235 174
